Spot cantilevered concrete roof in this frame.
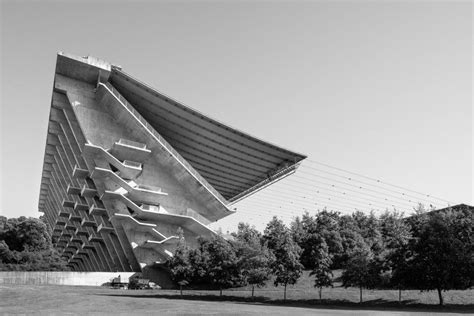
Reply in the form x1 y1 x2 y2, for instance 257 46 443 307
48 52 306 204
108 68 306 202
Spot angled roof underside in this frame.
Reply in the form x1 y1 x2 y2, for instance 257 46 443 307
108 68 306 202
43 53 306 206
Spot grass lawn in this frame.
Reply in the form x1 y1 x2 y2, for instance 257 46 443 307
211 270 474 306
1 284 473 315
1 271 472 314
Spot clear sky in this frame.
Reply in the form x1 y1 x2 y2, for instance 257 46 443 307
1 1 472 230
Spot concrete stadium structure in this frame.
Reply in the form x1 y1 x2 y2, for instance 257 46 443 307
39 52 306 285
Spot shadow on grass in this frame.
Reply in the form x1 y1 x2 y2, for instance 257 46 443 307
95 292 474 313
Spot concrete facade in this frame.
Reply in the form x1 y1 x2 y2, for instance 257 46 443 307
0 271 135 286
39 53 306 286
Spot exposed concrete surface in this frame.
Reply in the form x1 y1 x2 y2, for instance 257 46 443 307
0 271 134 286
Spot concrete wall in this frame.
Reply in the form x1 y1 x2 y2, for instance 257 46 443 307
0 271 135 286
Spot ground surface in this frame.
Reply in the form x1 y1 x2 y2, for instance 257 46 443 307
225 270 474 305
1 284 473 315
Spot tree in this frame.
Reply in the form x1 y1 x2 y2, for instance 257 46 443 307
290 213 317 269
0 216 7 233
0 216 68 271
315 210 343 258
201 236 242 296
0 248 68 271
233 222 262 247
309 238 333 301
406 203 429 237
289 212 335 299
387 242 412 303
246 249 274 298
185 247 204 283
334 215 363 268
290 215 305 246
380 210 412 302
406 208 473 305
234 223 274 297
264 217 303 301
0 241 14 264
341 239 382 303
290 211 342 270
380 211 411 251
353 211 383 255
1 217 51 252
167 229 193 296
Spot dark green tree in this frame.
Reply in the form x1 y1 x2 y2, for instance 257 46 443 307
315 210 343 259
264 217 303 301
0 216 68 271
309 238 333 301
233 222 262 246
406 208 473 305
234 223 274 297
353 211 383 255
187 246 208 284
0 240 14 263
0 217 51 252
290 215 305 245
202 236 242 296
242 246 274 298
380 210 412 302
341 239 383 303
334 215 364 268
290 211 342 270
290 213 318 269
167 229 193 296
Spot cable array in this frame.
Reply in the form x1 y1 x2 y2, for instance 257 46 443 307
213 158 455 232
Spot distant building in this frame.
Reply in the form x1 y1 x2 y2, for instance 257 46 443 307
406 203 473 224
420 203 473 215
39 53 306 285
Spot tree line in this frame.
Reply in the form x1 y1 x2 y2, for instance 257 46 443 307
168 205 474 305
1 206 472 305
0 216 69 271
